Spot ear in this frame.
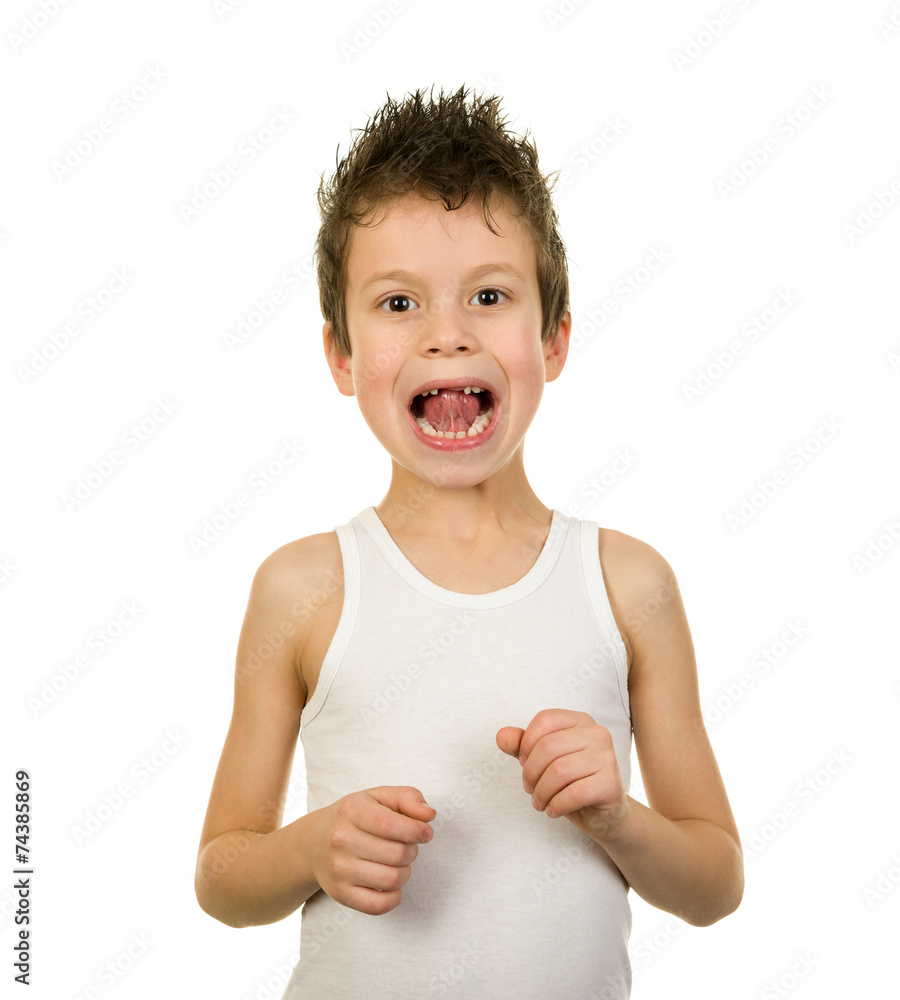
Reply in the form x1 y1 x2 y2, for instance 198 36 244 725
543 310 571 384
323 321 355 397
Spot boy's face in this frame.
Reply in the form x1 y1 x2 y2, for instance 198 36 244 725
324 191 570 492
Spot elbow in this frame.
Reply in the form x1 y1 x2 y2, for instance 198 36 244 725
683 884 743 927
720 863 745 921
194 857 248 929
195 882 250 929
684 841 745 927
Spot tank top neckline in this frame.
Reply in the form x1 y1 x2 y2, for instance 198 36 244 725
355 505 570 610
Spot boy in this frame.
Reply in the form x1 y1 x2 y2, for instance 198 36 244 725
195 85 743 998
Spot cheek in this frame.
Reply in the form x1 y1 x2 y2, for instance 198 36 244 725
351 357 398 417
507 339 549 394
349 325 409 394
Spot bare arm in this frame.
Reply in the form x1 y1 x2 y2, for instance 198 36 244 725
599 532 744 926
197 820 323 928
498 533 743 927
194 536 437 927
194 542 321 927
587 800 742 926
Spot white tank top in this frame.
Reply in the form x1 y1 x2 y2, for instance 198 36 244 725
283 506 633 999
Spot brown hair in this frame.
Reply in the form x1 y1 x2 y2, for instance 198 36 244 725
314 83 570 357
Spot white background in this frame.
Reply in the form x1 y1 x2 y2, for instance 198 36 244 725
3 0 900 997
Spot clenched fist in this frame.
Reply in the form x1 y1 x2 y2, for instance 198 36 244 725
309 786 436 915
497 708 629 842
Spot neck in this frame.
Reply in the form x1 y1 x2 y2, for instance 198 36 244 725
375 447 551 543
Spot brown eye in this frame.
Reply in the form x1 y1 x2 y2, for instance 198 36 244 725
379 295 417 313
471 288 507 307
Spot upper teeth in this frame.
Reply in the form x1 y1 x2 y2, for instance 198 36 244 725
419 385 485 396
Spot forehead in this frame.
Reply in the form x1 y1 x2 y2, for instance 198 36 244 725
345 191 537 291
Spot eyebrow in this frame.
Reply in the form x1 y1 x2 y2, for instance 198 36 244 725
358 263 528 293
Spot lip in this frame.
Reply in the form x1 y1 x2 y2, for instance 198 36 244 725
406 376 501 452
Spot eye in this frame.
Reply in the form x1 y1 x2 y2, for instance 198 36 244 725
378 294 418 313
471 287 508 307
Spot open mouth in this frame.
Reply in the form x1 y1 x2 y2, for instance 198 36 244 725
408 385 496 440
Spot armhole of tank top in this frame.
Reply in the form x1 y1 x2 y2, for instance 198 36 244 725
299 521 361 728
580 519 631 720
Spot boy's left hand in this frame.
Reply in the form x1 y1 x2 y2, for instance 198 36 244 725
497 709 629 842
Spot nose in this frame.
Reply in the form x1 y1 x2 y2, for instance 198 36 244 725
420 298 478 356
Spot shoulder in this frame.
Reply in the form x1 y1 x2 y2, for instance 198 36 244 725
254 529 343 588
253 531 344 610
245 531 344 647
595 526 682 676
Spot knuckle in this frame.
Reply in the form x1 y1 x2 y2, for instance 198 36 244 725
359 895 381 915
333 798 357 828
543 731 565 754
331 852 351 879
328 824 351 851
384 868 404 891
373 890 399 915
548 756 575 782
371 812 392 839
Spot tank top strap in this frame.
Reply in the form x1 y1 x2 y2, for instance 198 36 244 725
577 517 631 716
298 520 361 727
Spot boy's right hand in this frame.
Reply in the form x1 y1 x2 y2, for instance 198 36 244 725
309 786 436 915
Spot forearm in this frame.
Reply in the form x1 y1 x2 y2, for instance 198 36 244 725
594 797 744 926
195 811 323 928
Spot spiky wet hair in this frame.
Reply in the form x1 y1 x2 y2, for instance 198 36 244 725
314 83 570 357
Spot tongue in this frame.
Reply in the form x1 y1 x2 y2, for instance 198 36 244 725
421 389 482 432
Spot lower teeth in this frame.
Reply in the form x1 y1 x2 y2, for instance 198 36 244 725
415 407 494 439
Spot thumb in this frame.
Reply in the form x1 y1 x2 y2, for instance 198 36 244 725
496 726 525 759
400 786 437 820
368 785 437 820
